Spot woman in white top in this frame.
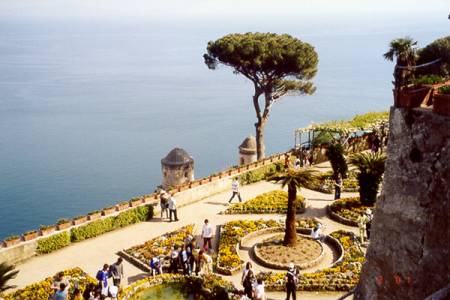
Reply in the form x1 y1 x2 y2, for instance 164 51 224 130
311 223 325 241
253 278 266 300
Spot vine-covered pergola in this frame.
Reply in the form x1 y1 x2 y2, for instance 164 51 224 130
294 112 390 152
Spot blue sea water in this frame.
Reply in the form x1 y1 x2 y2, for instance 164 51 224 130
0 13 448 238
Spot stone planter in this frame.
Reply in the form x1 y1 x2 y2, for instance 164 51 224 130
130 199 143 207
433 93 450 116
116 203 130 211
88 212 102 221
4 237 21 247
102 207 116 216
143 196 153 204
40 226 56 236
23 231 38 241
395 87 430 108
73 216 87 226
57 221 72 231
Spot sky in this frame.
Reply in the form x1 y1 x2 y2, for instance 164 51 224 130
1 0 449 20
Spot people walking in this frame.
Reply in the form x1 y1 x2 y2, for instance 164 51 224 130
334 174 342 200
199 250 212 274
159 190 169 220
285 263 298 300
253 278 266 300
229 178 242 204
168 194 179 222
95 264 110 296
179 245 191 275
109 257 124 287
365 208 373 239
202 219 213 252
311 223 325 242
358 210 371 243
54 283 68 300
241 262 255 299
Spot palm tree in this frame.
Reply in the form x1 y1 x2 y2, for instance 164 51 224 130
383 37 418 90
348 152 387 206
0 262 19 294
268 168 318 247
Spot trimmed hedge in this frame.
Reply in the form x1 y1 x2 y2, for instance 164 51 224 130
36 232 71 254
35 205 153 254
71 205 153 242
239 162 284 185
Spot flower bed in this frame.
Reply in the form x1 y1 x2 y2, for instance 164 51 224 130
119 273 234 300
216 219 319 275
327 197 374 226
124 224 194 266
259 230 364 292
306 171 359 194
223 190 305 214
2 267 97 300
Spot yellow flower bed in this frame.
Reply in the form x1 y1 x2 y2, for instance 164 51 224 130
2 267 97 300
259 230 365 292
124 224 194 263
224 190 305 214
329 197 374 224
217 219 318 274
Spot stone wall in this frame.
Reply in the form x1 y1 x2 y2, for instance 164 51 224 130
355 107 450 299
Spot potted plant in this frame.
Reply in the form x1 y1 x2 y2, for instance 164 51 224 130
40 224 56 236
73 215 87 226
143 195 153 204
433 85 450 116
4 235 21 247
56 218 72 230
88 210 102 221
23 230 38 241
102 206 116 216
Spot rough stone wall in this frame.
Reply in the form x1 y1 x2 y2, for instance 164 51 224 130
355 107 450 300
239 152 257 165
162 164 194 188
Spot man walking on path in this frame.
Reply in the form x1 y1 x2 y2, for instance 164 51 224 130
168 194 179 222
229 178 242 204
109 257 124 287
285 263 298 300
201 219 213 252
334 174 342 200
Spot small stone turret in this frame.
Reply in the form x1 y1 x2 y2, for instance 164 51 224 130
239 136 257 165
161 147 194 188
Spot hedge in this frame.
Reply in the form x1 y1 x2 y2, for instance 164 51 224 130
35 205 153 254
36 232 71 254
239 162 284 185
71 205 153 242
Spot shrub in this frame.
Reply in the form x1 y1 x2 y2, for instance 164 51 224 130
439 86 450 94
70 205 153 242
415 74 445 85
36 232 71 254
56 219 70 225
4 235 19 241
239 162 283 185
326 143 348 179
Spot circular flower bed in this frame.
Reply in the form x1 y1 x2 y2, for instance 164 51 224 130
216 219 319 275
306 171 359 194
254 234 323 270
223 190 305 214
259 230 365 292
119 274 234 300
327 197 374 226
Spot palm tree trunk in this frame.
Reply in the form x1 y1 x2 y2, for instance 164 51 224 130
283 183 298 247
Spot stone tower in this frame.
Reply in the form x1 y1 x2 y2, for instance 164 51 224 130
239 136 257 165
161 147 194 189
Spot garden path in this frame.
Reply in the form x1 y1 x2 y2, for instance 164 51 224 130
11 164 359 299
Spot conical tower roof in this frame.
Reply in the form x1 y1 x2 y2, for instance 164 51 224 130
239 136 257 154
161 147 194 166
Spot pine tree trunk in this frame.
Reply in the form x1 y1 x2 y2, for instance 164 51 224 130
283 184 298 247
255 120 266 160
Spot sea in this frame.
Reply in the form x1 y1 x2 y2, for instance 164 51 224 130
0 13 448 238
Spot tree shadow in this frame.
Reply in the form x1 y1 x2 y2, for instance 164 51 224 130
127 273 149 284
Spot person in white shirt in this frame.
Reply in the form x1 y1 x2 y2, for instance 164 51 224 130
168 195 179 222
229 178 242 203
253 278 266 300
311 223 325 242
202 219 213 252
